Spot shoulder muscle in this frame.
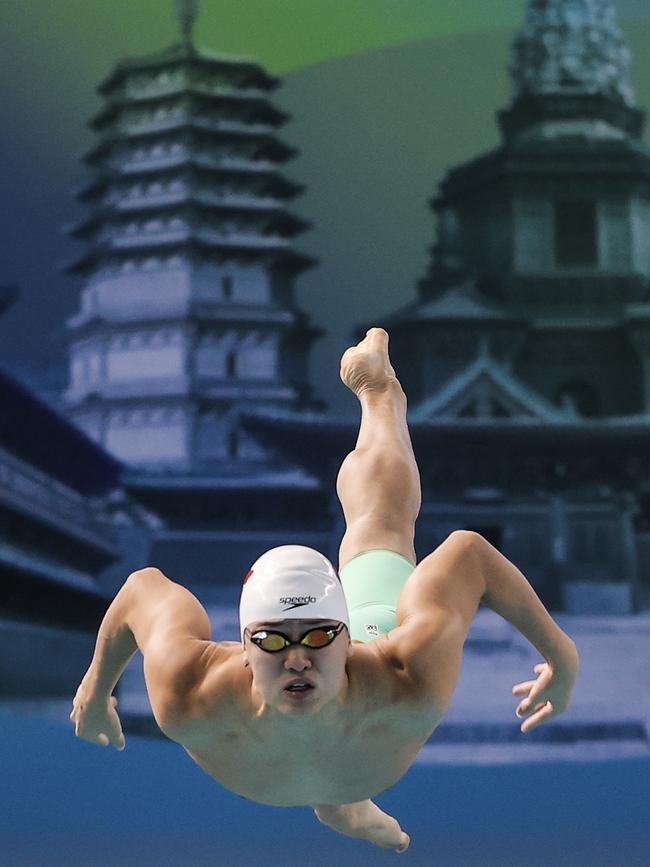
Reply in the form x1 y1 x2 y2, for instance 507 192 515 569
157 643 244 742
384 607 467 714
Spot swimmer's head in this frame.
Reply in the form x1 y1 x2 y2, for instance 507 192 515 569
242 617 352 720
238 545 350 643
239 546 352 719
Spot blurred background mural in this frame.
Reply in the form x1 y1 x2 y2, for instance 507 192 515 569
1 1 649 865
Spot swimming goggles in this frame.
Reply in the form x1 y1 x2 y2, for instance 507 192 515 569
246 622 346 653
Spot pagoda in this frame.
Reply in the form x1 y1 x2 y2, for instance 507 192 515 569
376 0 650 611
383 0 650 413
247 0 650 613
63 1 330 586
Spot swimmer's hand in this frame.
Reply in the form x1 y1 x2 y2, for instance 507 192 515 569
70 678 126 751
314 799 410 854
513 639 579 733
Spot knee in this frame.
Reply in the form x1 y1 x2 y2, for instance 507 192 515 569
337 449 420 518
448 529 479 542
446 529 486 555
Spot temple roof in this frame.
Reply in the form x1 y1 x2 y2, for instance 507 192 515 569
124 466 321 491
624 302 650 322
98 43 278 97
64 234 316 276
78 159 302 205
238 403 650 483
409 347 574 424
76 163 302 202
90 89 288 132
66 198 310 240
83 124 296 166
0 367 121 496
386 277 525 326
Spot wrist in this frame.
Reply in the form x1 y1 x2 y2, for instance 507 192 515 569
81 665 112 700
548 633 579 673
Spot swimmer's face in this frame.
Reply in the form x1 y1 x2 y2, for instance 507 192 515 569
243 619 352 718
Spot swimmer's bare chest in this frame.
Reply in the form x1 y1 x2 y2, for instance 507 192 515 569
172 641 442 807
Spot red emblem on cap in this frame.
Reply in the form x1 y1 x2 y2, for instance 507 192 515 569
243 568 254 585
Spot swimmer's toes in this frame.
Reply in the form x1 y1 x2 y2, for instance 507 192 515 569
396 832 410 853
366 327 389 346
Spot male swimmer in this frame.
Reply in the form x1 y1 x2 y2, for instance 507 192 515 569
70 327 579 854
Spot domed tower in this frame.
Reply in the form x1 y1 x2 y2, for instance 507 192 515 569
501 0 650 418
380 0 650 420
347 0 650 613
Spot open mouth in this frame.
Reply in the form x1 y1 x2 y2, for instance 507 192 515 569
284 683 314 696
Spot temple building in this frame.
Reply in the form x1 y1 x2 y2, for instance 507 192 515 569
63 1 331 589
57 0 650 613
247 0 650 614
0 286 127 697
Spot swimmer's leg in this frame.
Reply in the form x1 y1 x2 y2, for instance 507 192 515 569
336 327 421 570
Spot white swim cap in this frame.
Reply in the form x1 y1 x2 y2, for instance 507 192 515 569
239 545 350 642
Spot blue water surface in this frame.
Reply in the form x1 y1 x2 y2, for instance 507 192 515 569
1 708 648 867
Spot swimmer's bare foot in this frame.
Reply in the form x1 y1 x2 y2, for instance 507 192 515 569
340 328 399 398
314 799 410 854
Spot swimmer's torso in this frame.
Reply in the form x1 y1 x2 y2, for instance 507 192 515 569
165 639 443 807
166 639 442 806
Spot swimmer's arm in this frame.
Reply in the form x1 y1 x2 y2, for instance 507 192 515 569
404 531 576 673
395 531 578 732
70 572 141 748
472 532 579 730
73 568 225 748
73 568 211 720
77 571 141 700
475 534 577 664
312 800 410 853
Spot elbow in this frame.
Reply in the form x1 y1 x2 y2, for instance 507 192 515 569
448 530 489 597
126 567 147 584
127 566 167 586
122 568 166 602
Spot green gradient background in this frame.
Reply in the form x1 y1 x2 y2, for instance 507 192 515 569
3 0 650 413
2 0 541 77
5 0 650 162
6 0 650 75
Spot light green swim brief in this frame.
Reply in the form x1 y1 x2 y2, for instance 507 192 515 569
339 548 416 643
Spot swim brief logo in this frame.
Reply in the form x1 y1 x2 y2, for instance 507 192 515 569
364 623 379 637
279 595 317 611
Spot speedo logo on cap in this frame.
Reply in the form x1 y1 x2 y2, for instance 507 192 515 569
279 595 317 611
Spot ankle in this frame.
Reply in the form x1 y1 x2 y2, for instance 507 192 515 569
357 375 404 403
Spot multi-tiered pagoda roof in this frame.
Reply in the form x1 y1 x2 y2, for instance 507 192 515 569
65 39 314 280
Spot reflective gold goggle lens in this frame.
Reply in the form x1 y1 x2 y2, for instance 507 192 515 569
253 627 335 652
298 628 334 648
257 633 287 651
